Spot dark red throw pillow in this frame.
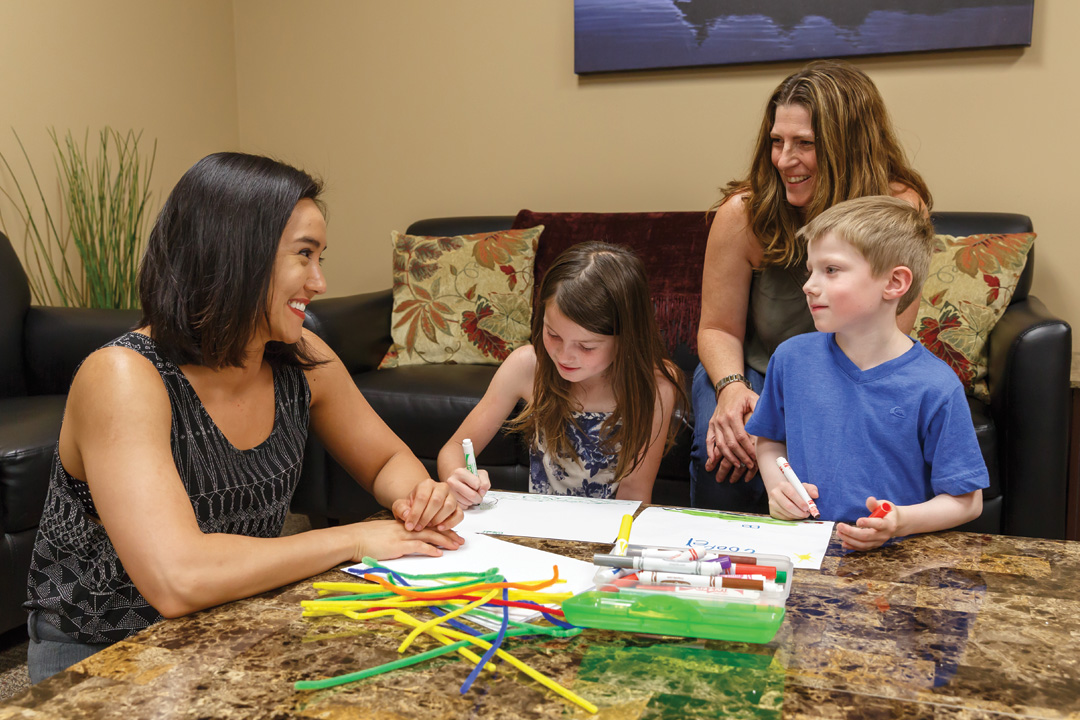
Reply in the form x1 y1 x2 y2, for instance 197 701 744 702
511 210 711 353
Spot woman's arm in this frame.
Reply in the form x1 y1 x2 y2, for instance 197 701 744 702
697 195 762 482
69 347 459 620
303 331 462 532
437 345 535 506
614 371 678 503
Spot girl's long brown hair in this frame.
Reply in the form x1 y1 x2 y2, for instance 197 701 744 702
508 242 688 484
721 59 932 268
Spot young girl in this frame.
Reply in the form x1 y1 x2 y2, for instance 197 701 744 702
437 242 687 505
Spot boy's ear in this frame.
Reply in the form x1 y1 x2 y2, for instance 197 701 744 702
882 266 913 302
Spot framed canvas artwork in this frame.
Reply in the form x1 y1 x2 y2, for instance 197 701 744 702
574 1 1035 74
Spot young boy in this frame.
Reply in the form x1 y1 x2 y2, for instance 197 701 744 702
745 196 987 551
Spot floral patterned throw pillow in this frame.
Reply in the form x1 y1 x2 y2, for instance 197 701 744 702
378 227 542 368
913 232 1035 402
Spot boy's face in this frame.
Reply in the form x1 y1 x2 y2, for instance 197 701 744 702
802 231 893 335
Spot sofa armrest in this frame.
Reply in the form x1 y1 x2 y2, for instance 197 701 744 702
305 290 393 376
987 295 1071 539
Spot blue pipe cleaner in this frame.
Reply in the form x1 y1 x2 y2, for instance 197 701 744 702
459 587 510 694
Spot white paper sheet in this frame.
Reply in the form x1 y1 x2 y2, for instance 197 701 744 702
342 531 598 624
454 491 640 543
628 506 834 569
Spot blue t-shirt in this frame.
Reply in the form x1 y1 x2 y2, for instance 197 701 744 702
744 333 988 524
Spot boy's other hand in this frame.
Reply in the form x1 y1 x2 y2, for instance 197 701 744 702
837 497 899 551
768 481 819 520
392 478 464 531
444 468 491 509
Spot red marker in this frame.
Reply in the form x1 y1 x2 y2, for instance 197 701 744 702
869 501 893 519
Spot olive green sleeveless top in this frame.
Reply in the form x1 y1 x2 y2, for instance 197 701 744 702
744 265 817 375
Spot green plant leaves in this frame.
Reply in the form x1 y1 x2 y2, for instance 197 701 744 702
0 127 156 309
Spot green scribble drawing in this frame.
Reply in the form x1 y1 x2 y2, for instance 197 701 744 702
658 507 799 527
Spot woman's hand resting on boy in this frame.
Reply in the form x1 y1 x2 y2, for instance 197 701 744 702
444 467 492 509
836 497 899 551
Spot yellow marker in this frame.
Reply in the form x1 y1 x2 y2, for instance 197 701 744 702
614 514 634 556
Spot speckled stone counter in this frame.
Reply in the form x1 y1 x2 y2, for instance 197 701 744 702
3 526 1079 719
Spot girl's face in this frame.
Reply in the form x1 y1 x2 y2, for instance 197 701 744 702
264 198 327 345
541 300 616 387
770 103 818 208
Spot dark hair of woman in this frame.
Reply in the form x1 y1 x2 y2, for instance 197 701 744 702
138 152 326 369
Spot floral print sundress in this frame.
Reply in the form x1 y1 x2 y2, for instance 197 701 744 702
529 411 619 498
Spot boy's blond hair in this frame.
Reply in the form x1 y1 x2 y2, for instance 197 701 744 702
797 195 935 313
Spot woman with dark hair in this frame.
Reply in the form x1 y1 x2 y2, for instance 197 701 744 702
691 59 932 511
24 152 463 682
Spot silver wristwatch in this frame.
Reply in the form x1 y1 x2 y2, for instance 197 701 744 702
713 373 752 398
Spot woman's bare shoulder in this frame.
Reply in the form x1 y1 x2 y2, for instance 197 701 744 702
67 344 171 428
708 191 760 262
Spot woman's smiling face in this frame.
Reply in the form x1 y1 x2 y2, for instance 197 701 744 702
770 103 818 209
264 198 327 345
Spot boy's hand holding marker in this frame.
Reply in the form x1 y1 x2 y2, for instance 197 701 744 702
770 457 820 520
444 438 492 509
837 498 898 551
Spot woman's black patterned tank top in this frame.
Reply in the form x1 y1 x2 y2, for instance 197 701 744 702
25 332 310 644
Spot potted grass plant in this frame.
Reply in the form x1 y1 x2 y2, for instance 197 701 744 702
0 127 156 309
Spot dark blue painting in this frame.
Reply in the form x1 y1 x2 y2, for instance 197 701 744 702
574 1 1035 74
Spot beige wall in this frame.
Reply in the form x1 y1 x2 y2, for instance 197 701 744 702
4 1 1075 350
0 0 239 278
232 0 1076 350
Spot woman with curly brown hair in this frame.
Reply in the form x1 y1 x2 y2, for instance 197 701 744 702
691 59 932 512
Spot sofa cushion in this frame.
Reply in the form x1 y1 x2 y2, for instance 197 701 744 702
379 227 542 369
914 232 1035 402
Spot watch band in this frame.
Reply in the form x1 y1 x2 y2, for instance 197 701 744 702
713 373 752 398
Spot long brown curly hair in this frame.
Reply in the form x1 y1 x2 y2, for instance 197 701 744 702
508 242 687 484
721 59 932 268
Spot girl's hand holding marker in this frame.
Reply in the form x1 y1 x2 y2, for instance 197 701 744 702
444 438 492 509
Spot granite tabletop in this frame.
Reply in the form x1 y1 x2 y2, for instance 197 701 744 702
2 524 1079 719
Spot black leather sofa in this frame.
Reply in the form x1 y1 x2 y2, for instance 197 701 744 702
294 212 1073 543
0 231 139 635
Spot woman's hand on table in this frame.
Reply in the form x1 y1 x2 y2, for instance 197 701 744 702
444 467 491 509
705 383 759 482
392 478 464 531
836 497 899 551
346 519 464 561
